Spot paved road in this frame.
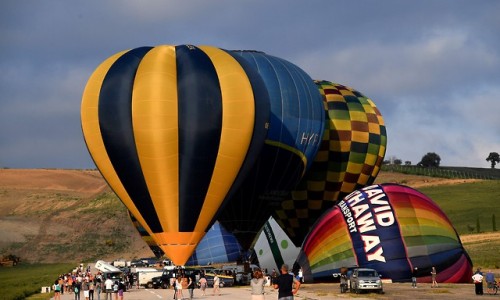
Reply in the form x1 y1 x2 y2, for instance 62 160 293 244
49 282 486 300
51 286 309 300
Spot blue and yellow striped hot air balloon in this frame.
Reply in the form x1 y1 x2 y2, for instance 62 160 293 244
81 45 271 265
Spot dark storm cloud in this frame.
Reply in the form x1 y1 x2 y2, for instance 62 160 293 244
1 0 499 168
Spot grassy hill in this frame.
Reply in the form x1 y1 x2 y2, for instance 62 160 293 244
0 168 499 268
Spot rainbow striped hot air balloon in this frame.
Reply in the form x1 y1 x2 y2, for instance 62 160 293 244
297 183 473 283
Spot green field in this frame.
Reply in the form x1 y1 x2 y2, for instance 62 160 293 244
0 263 74 300
418 180 500 235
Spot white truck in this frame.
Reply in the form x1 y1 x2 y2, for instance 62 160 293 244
132 267 163 288
95 260 124 282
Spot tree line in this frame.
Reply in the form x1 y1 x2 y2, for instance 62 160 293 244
384 152 500 169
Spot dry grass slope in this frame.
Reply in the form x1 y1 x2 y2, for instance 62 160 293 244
0 168 498 268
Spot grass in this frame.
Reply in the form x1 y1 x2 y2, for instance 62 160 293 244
462 237 500 269
0 263 74 300
417 180 500 234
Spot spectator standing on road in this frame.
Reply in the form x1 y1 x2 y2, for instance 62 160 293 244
187 272 196 299
74 280 82 300
250 269 267 300
82 279 90 300
95 277 102 300
411 267 418 288
113 281 119 300
118 281 125 300
213 273 221 296
53 279 62 300
104 276 114 300
175 275 184 299
273 264 300 300
199 275 207 296
485 270 495 294
472 270 484 295
430 267 438 288
89 279 95 300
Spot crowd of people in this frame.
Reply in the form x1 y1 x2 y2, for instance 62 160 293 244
51 263 497 299
52 264 128 300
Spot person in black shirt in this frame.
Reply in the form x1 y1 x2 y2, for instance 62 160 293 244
273 264 300 300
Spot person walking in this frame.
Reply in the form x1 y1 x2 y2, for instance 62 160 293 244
250 269 267 300
213 273 221 296
199 275 207 296
273 264 300 300
472 270 484 295
430 267 438 288
411 267 418 288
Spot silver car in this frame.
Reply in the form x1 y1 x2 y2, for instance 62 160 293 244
350 268 383 294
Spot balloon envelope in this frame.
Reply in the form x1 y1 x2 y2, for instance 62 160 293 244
81 45 270 265
186 221 242 266
274 80 387 246
297 183 473 283
215 51 324 249
128 211 164 259
253 216 301 272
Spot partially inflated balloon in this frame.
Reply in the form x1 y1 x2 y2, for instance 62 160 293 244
275 80 387 246
81 45 270 265
215 51 324 249
130 210 241 265
297 184 473 283
186 221 242 266
253 216 301 272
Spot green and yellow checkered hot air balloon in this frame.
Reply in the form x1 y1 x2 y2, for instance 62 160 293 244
274 80 387 246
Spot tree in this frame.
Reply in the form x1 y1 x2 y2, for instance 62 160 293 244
486 152 500 169
417 152 441 168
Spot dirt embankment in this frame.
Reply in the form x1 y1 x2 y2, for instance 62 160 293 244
374 171 481 188
0 169 151 263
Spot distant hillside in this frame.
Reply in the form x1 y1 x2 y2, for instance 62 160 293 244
382 165 500 180
0 169 152 264
382 164 500 180
0 168 498 265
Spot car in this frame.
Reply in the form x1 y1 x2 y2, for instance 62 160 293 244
152 267 201 289
349 268 383 294
151 275 170 289
205 272 234 287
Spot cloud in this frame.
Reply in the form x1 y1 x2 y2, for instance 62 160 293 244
1 1 499 168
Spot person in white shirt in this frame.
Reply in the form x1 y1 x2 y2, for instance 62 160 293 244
472 270 484 295
104 276 114 300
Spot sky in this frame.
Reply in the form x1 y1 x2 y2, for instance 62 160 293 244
1 1 499 169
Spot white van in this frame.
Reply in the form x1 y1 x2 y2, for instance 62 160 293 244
135 269 163 288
